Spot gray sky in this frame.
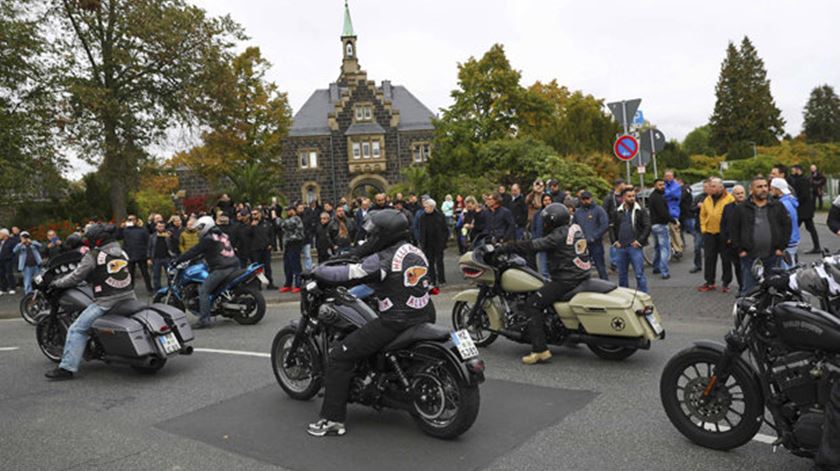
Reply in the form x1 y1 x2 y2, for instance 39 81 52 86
196 0 840 142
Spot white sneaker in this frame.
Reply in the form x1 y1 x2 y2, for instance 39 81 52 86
8 290 15 295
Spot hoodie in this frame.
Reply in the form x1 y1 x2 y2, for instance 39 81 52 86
664 180 682 220
778 194 800 247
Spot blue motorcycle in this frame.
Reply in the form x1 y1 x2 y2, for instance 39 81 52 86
153 262 267 325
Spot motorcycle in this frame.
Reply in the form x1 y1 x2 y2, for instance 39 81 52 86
35 251 195 374
153 261 267 325
451 241 665 360
21 287 49 325
660 261 839 459
270 273 485 439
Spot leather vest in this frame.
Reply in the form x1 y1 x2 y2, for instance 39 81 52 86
375 242 435 325
546 224 592 284
90 248 134 298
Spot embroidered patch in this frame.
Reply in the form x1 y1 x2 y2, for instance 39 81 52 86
391 244 428 272
574 239 588 255
213 233 236 257
573 257 591 270
406 293 430 309
105 276 132 289
378 297 394 312
567 224 582 244
97 251 108 265
107 259 128 274
404 266 428 287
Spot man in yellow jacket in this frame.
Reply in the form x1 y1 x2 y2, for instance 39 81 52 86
698 178 735 292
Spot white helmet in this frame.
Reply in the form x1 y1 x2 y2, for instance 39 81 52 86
194 215 216 237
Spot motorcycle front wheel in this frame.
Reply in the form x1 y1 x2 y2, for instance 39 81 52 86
36 315 66 362
231 286 266 325
660 347 763 450
409 345 480 439
21 291 49 325
451 300 498 347
271 326 322 400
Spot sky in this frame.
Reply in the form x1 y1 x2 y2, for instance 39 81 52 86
68 0 840 177
195 0 840 142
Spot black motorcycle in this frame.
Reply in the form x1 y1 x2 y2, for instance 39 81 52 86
660 261 840 460
270 273 485 439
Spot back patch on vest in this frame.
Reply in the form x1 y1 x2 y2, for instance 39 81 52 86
391 244 428 272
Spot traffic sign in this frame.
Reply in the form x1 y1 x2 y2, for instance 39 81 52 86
640 128 666 153
607 99 641 130
632 110 645 126
613 135 639 161
637 165 646 174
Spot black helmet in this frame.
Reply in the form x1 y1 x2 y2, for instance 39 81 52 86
361 209 410 253
541 203 570 233
84 223 116 247
64 233 84 250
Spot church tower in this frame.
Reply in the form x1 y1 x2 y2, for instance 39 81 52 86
340 0 360 79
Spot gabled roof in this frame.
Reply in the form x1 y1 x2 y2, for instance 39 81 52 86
288 83 435 137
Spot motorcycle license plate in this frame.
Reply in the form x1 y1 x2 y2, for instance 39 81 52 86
451 330 479 360
257 273 269 285
645 313 664 336
158 333 181 354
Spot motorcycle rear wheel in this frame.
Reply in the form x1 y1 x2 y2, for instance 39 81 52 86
231 286 266 325
409 346 480 439
660 347 763 450
586 344 637 361
451 301 498 347
36 315 66 363
271 326 322 400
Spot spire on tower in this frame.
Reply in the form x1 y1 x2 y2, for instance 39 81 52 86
342 0 355 37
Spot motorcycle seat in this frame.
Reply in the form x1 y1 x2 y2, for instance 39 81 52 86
220 268 248 286
109 299 149 317
384 323 451 351
559 278 617 302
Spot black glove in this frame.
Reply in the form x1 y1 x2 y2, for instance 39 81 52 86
766 275 790 291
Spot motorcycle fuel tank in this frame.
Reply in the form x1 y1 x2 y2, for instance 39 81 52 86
773 302 840 354
183 264 209 283
500 268 544 293
59 287 94 312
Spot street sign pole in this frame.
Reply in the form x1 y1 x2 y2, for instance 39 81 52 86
650 127 658 178
622 102 630 183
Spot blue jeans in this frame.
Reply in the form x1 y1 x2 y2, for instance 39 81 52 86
537 252 550 280
22 265 38 294
651 224 670 277
59 303 108 373
616 246 648 293
589 241 608 280
739 255 779 296
302 243 313 272
151 258 171 291
349 284 374 299
199 267 236 323
683 218 702 269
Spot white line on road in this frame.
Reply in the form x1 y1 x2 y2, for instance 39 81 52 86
753 433 777 444
192 348 270 358
0 346 20 352
0 318 24 323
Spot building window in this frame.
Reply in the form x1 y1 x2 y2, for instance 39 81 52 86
346 42 354 57
362 142 371 159
348 136 385 162
352 142 361 159
372 141 381 158
354 104 373 122
412 142 431 163
299 150 318 169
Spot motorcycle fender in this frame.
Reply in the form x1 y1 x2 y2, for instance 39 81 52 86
415 340 484 386
452 289 503 331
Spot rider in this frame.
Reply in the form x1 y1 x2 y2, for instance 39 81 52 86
45 224 136 380
170 216 239 329
496 203 591 365
307 209 435 437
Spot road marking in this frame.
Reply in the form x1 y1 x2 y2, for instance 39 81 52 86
193 348 270 359
0 318 24 323
0 347 20 352
752 433 777 444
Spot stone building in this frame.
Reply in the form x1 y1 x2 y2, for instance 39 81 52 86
281 1 435 204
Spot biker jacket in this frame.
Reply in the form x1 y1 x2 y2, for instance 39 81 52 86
53 241 137 308
173 227 240 271
502 224 591 284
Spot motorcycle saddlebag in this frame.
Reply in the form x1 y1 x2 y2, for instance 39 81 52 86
91 314 157 357
564 288 662 339
150 303 194 343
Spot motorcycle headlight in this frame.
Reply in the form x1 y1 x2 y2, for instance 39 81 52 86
751 260 765 284
34 275 43 285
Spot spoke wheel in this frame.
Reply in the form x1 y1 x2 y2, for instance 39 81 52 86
36 315 66 363
660 347 763 450
21 291 49 325
451 300 497 347
271 327 322 400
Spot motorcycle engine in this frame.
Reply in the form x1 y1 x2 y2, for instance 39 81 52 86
349 372 379 406
183 284 200 312
503 296 530 334
770 351 819 407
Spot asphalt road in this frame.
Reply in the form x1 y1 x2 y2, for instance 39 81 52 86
1 222 836 470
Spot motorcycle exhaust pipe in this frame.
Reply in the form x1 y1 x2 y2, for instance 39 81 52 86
565 333 651 350
499 329 524 341
180 345 194 355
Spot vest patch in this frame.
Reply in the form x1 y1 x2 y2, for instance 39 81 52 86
406 293 430 309
573 257 591 270
574 239 588 255
378 297 394 312
567 224 582 244
391 244 428 272
404 266 427 287
105 276 132 289
212 233 236 258
107 259 128 274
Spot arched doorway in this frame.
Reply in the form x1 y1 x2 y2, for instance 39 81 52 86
348 174 389 199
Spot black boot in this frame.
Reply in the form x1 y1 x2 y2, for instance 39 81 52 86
45 367 74 380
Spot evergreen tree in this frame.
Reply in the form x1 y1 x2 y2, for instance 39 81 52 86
803 84 840 143
682 125 715 156
709 37 784 156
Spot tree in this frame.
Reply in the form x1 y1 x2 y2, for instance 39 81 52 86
709 37 784 156
49 0 243 220
174 47 292 184
0 1 65 205
682 125 715 156
803 84 840 143
429 44 550 177
226 162 277 205
522 80 618 155
657 140 690 170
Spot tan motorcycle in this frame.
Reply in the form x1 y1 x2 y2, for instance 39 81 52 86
451 242 665 360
